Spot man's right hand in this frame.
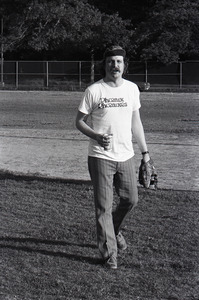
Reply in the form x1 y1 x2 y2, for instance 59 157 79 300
96 134 111 149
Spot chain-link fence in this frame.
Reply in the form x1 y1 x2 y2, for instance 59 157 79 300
1 60 199 90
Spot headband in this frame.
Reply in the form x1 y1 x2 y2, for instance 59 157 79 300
104 48 126 58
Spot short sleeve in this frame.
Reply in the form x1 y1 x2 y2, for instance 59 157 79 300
132 84 141 111
78 88 93 115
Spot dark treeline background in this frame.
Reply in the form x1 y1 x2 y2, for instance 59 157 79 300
0 0 199 63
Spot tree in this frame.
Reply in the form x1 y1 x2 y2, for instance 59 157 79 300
88 0 156 25
0 0 33 52
82 13 133 58
2 0 198 62
132 0 199 63
0 0 133 60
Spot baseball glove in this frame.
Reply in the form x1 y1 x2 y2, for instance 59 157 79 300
138 158 158 189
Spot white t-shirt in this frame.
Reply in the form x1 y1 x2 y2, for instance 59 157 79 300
78 79 141 161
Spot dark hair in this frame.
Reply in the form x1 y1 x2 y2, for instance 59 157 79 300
103 45 126 59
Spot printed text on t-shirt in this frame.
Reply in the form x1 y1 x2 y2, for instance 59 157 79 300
98 97 127 108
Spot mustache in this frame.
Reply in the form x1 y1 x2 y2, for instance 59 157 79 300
111 68 120 71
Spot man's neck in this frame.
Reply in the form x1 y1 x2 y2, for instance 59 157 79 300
103 77 123 87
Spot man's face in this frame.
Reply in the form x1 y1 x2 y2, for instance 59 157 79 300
105 55 125 80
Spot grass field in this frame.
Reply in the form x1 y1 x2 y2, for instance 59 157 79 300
0 181 198 300
0 91 198 134
0 91 199 300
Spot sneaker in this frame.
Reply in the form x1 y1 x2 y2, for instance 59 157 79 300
116 232 127 251
104 256 117 269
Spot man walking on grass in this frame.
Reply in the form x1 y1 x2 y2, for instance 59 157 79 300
76 45 150 269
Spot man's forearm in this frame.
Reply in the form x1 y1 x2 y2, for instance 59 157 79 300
132 111 150 162
76 119 97 140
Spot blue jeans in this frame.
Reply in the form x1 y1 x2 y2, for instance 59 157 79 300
88 156 138 259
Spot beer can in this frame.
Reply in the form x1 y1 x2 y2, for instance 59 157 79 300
103 134 113 151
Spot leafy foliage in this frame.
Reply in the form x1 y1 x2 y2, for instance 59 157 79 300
0 0 199 62
132 0 199 63
0 0 133 58
0 0 32 51
26 0 102 51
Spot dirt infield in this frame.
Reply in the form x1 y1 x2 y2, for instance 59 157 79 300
0 91 198 191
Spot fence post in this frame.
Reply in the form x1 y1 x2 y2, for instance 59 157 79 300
1 17 4 87
79 61 82 89
91 50 94 83
144 60 150 90
46 61 49 87
145 60 148 83
16 61 18 88
179 62 183 88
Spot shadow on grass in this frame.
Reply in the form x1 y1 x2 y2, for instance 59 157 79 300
0 236 101 266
